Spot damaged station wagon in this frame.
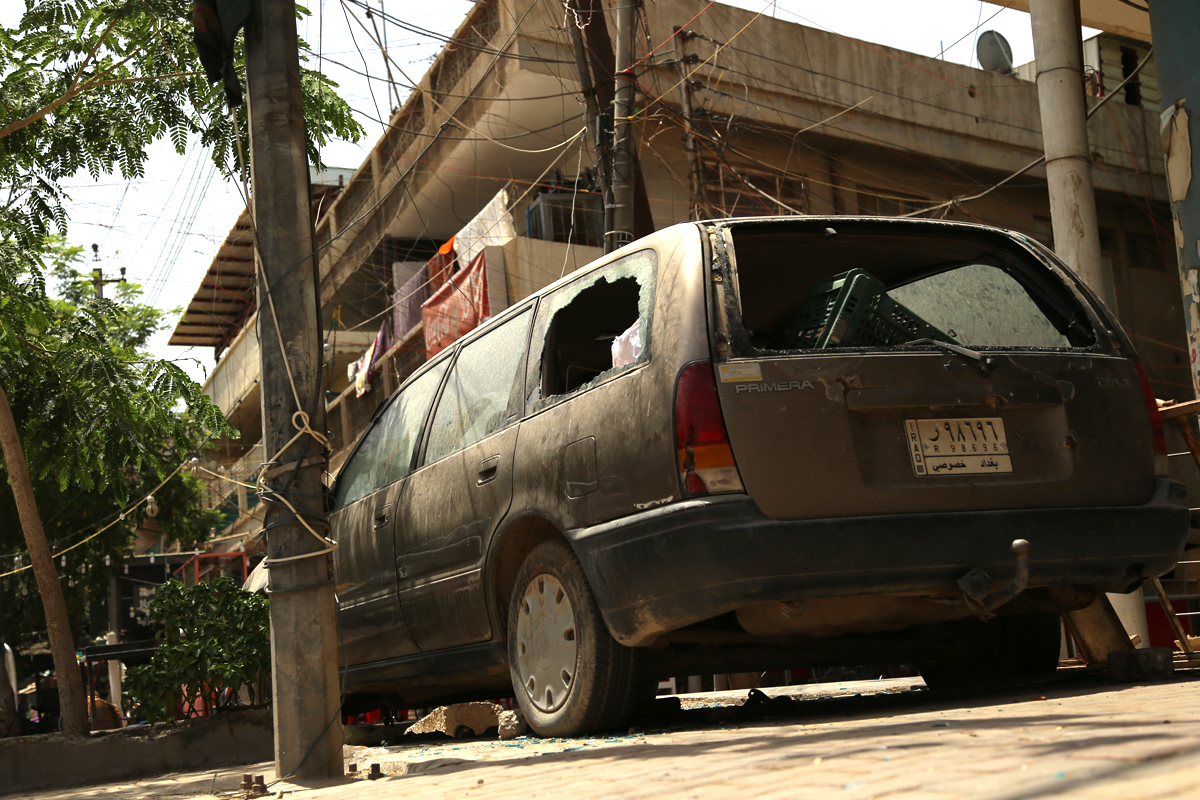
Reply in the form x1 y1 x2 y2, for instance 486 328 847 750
329 217 1190 737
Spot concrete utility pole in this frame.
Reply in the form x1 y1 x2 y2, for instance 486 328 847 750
1029 0 1149 652
610 0 639 250
243 0 343 781
570 0 654 248
564 5 612 250
90 244 125 300
1148 0 1200 398
674 27 705 220
1028 0 1114 307
107 576 121 709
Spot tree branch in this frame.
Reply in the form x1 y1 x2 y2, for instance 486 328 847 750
70 17 119 95
0 54 142 140
0 89 85 140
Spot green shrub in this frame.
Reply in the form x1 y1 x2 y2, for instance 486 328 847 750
123 577 270 724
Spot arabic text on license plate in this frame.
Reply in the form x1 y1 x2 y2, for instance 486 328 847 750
905 417 1012 476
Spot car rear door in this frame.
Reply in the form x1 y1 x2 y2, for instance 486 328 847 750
708 220 1160 521
396 306 533 652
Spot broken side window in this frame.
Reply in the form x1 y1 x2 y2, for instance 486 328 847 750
525 249 657 409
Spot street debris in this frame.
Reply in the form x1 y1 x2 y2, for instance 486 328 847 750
1109 647 1175 683
241 773 268 797
498 709 528 740
406 702 508 739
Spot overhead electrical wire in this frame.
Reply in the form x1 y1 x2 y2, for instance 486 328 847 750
148 153 217 306
698 0 1033 196
901 46 1156 219
341 0 568 64
292 0 568 310
317 51 580 102
630 0 772 120
224 0 556 367
630 0 1034 219
335 0 590 316
339 0 585 155
314 0 585 311
353 105 586 142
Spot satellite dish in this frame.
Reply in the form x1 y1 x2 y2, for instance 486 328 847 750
976 30 1014 74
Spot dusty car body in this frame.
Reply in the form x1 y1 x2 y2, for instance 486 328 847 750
329 216 1190 736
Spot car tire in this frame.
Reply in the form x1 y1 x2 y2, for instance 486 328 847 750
507 539 636 737
918 612 1062 691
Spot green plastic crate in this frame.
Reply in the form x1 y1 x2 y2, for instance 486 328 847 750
785 269 952 349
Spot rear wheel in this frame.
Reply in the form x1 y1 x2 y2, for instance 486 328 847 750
918 612 1061 691
507 540 637 736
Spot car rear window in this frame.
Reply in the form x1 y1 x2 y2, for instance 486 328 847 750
722 221 1097 357
888 264 1069 347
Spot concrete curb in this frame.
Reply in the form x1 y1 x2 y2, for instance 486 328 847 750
0 708 273 796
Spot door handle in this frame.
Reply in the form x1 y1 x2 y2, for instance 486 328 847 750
373 503 391 530
477 455 500 486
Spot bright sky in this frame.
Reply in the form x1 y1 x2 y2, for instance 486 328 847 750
11 1 1097 384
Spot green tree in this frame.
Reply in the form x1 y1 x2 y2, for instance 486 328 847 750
2 239 227 649
0 0 362 248
0 235 235 736
0 0 363 735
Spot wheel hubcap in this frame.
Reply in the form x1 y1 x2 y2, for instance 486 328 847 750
514 573 578 713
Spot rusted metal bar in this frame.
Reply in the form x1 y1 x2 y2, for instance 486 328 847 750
86 659 96 731
1171 416 1200 473
1150 576 1194 655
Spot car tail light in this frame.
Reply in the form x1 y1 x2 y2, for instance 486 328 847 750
1134 360 1168 472
674 361 743 497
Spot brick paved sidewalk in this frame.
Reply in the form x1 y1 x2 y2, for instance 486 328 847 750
15 674 1200 800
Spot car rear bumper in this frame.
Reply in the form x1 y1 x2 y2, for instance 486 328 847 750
566 478 1190 646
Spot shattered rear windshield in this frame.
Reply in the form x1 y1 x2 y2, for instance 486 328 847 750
720 222 1097 357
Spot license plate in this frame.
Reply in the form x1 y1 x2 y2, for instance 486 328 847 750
905 417 1012 476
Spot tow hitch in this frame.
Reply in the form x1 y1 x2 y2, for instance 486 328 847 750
957 539 1031 620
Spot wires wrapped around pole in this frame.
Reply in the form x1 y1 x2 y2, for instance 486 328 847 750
242 0 343 781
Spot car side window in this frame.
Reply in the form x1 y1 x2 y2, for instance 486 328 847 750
335 360 448 508
423 308 533 466
525 248 657 409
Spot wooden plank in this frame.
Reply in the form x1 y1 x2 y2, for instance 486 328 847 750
1173 652 1200 670
1158 398 1200 419
1151 577 1195 655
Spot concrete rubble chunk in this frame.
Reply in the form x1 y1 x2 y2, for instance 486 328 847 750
406 702 504 738
498 709 527 740
1108 647 1175 683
